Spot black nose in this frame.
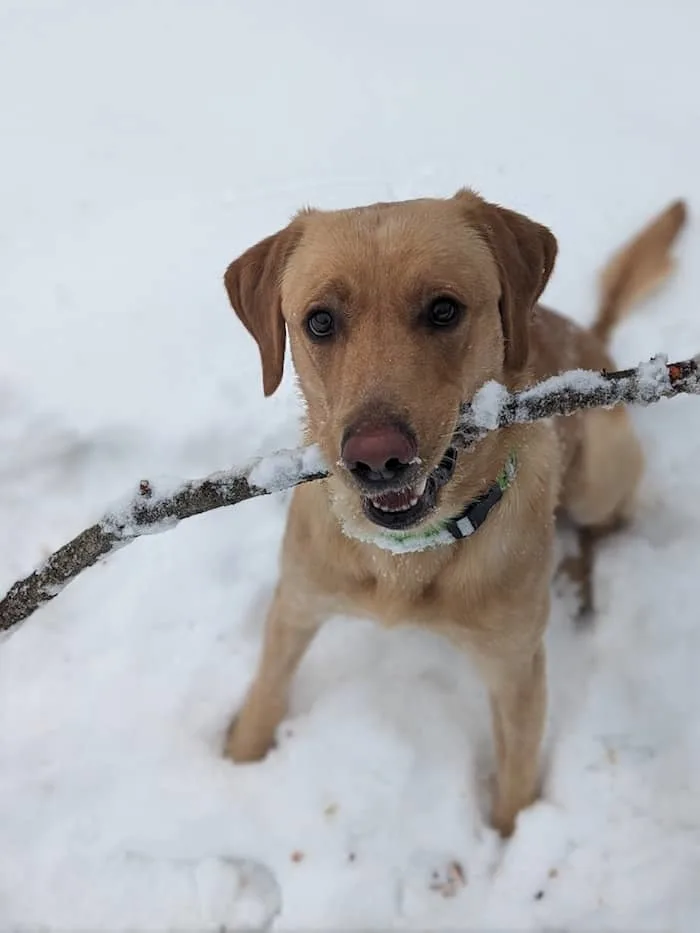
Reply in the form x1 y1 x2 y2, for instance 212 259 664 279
341 422 417 485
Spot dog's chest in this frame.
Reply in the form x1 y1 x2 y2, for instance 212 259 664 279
325 546 480 629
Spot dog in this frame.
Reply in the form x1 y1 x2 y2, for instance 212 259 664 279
221 190 686 837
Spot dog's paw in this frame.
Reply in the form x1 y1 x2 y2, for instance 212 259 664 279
490 807 517 839
490 781 540 839
222 715 277 764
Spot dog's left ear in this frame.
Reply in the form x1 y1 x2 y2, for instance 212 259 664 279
223 221 303 396
456 190 558 372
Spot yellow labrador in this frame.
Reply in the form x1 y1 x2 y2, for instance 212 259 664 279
222 191 685 835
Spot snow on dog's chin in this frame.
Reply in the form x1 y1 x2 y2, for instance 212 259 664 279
327 478 377 538
329 476 437 545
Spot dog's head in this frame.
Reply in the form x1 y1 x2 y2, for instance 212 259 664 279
224 190 556 535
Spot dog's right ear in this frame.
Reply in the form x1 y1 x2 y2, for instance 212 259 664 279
454 189 557 373
223 222 303 397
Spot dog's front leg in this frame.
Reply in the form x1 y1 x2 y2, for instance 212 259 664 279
483 640 547 837
224 581 325 763
450 588 549 838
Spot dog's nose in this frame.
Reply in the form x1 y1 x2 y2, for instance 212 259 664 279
341 423 417 484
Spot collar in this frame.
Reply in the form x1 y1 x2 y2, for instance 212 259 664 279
351 450 518 554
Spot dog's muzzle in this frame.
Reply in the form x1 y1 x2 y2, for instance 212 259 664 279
362 447 458 530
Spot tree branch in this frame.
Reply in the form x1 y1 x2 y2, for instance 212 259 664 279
1 354 698 634
457 353 700 445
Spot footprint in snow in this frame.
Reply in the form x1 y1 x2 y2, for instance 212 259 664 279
396 850 469 917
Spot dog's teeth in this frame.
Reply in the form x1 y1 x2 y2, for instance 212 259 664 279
370 484 424 514
415 477 428 496
372 500 413 512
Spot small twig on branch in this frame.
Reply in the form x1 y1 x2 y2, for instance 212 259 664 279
1 354 698 635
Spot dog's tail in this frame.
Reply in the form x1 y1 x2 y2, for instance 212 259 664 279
592 199 688 346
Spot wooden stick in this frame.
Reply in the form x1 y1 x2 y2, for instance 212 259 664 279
1 354 698 634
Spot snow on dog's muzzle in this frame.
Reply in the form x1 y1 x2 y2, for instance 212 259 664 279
362 449 457 530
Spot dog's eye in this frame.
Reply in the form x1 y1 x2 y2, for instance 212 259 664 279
305 308 336 339
427 297 462 328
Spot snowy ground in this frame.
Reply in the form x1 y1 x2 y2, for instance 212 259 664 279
2 1 700 929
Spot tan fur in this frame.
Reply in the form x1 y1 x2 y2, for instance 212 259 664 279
222 192 686 837
593 199 687 344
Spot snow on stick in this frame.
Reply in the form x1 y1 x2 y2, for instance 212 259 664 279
1 354 698 634
459 353 700 444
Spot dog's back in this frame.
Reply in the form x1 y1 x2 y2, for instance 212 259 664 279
534 200 687 614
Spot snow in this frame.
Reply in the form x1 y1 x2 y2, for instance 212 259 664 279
466 360 673 438
248 444 328 493
2 1 700 929
101 477 184 538
636 354 673 400
518 368 609 404
468 380 511 431
341 519 458 554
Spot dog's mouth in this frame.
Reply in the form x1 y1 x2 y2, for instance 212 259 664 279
362 448 457 531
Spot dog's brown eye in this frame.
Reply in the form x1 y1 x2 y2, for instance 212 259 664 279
306 308 335 339
428 298 461 328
